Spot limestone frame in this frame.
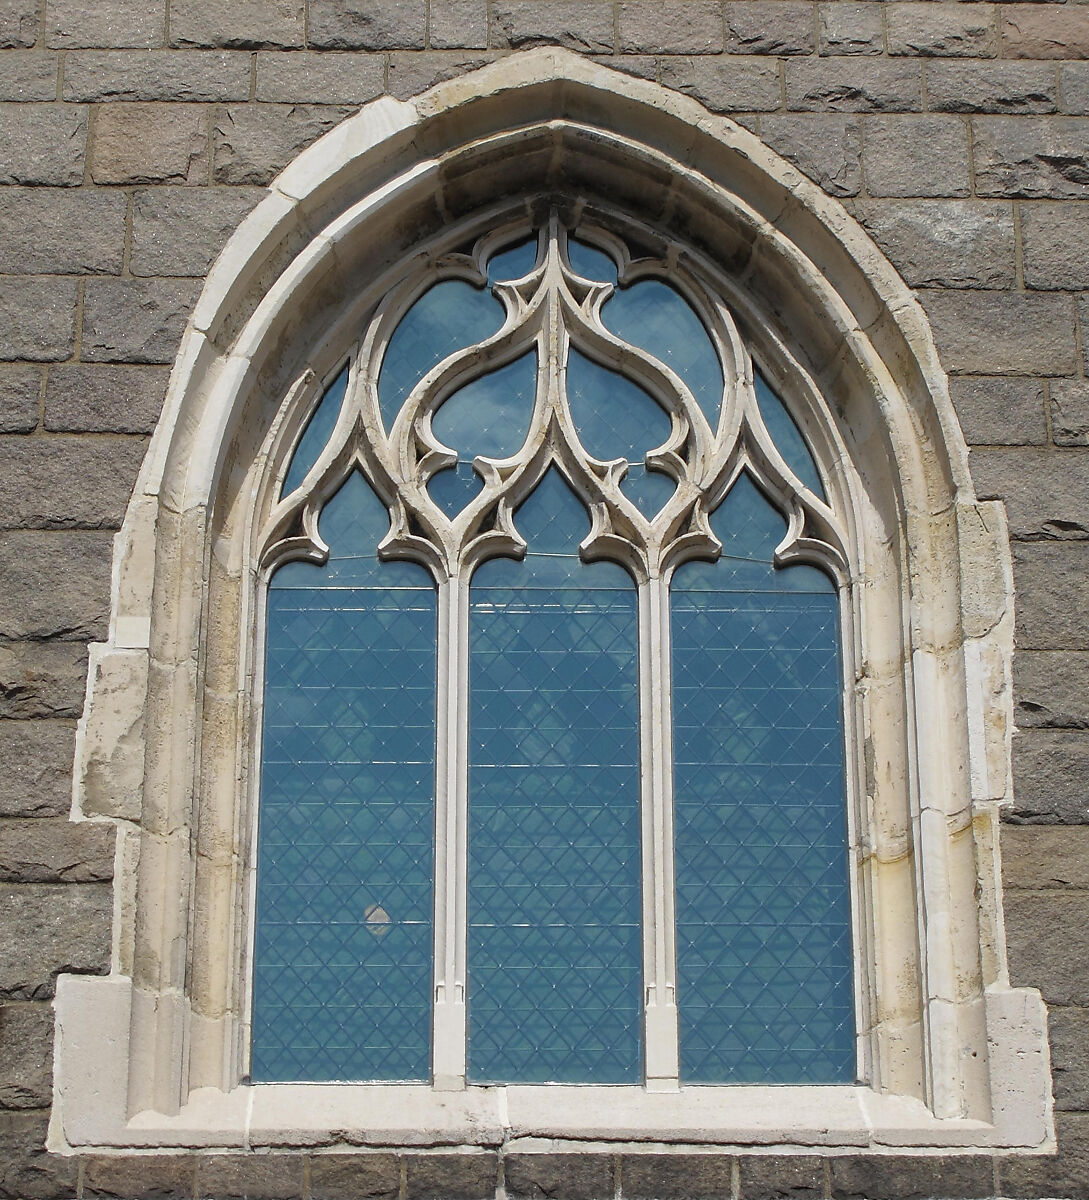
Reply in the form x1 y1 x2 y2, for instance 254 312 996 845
53 49 1051 1154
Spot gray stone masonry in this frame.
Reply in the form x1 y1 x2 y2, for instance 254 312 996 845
0 2 1088 1197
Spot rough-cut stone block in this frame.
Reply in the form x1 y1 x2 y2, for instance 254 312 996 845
724 2 812 56
622 1153 734 1198
818 3 882 56
0 1003 52 1107
0 277 77 362
828 1155 993 1199
0 52 57 101
91 102 207 185
83 1155 197 1199
761 114 862 197
430 0 487 50
1010 542 1089 653
490 1 612 52
63 49 251 102
862 115 970 197
658 57 781 114
1052 380 1089 449
1006 892 1089 1005
974 117 1089 200
1050 1007 1089 1111
0 436 146 529
0 103 86 185
1022 203 1089 291
0 642 88 719
853 200 1013 288
387 52 492 100
1015 651 1089 730
82 278 200 364
0 882 111 998
1061 64 1089 118
926 60 1056 116
1003 6 1089 61
0 1109 79 1200
46 0 164 48
169 0 304 48
505 1153 613 1200
589 54 658 84
197 1154 306 1199
256 50 385 103
213 103 353 185
618 2 723 55
404 1153 498 1199
974 450 1089 543
309 0 427 49
0 529 113 639
310 1153 400 1200
919 290 1076 376
0 364 40 433
1011 733 1089 825
1000 1113 1089 1199
44 363 167 434
0 818 114 883
947 377 1046 446
1004 824 1089 885
130 185 263 277
0 188 124 275
786 58 921 112
887 2 997 58
0 0 39 49
739 1155 823 1200
0 720 75 817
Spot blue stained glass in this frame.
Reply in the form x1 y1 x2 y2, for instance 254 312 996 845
282 365 349 497
378 279 503 432
754 370 825 499
467 470 642 1083
567 237 618 285
432 354 537 463
603 280 723 430
488 237 538 283
670 479 854 1084
253 472 436 1082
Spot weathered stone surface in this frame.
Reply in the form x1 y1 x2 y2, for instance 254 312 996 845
130 185 263 277
90 101 207 185
1000 1112 1089 1199
974 117 1089 199
739 1155 823 1200
786 58 921 112
818 2 882 56
886 2 997 58
387 52 492 100
862 115 970 198
0 530 113 639
1006 891 1089 1006
169 0 304 48
430 0 487 51
0 882 111 999
1010 733 1089 825
1050 1007 1089 1112
505 1153 612 1200
309 0 427 50
196 1154 306 1199
256 50 385 103
1022 203 1089 291
1003 6 1089 61
0 0 38 49
761 115 862 197
920 290 1076 377
947 377 1046 447
1051 380 1089 449
44 363 167 434
828 1155 993 1199
404 1153 497 1199
618 2 722 55
1003 825 1089 888
491 0 613 52
1061 64 1089 118
0 188 124 275
658 57 781 114
0 52 57 102
63 49 251 102
1013 542 1089 651
0 103 86 185
46 0 163 49
82 278 199 364
0 720 75 817
622 1153 734 1198
213 103 353 185
724 2 813 56
0 818 114 883
0 277 77 362
0 1003 52 1108
0 1109 79 1200
926 61 1056 116
853 200 1013 289
83 1155 197 1199
973 451 1089 544
0 642 88 719
309 1153 400 1200
1015 650 1089 730
0 364 40 433
0 436 146 529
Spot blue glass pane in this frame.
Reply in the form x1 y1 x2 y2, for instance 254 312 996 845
468 470 642 1083
427 462 484 519
567 237 618 285
378 279 503 432
432 354 537 463
603 280 723 430
488 237 538 283
670 481 853 1084
254 472 436 1082
282 365 348 498
754 370 824 499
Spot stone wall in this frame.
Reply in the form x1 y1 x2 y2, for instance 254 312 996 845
0 1 1087 1197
